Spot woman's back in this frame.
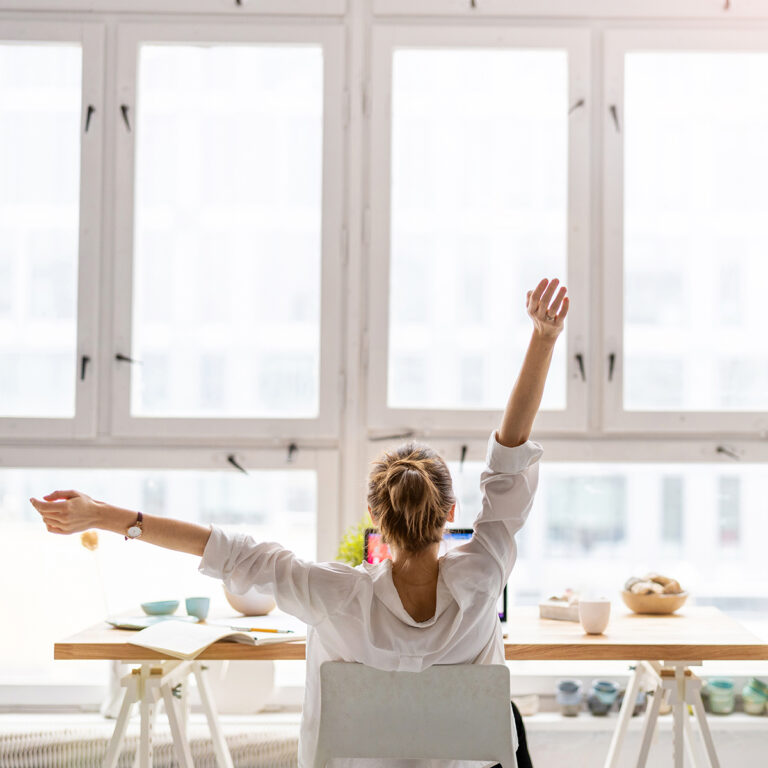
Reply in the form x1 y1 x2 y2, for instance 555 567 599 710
200 432 544 768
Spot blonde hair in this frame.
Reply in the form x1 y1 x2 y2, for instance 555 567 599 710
367 441 455 554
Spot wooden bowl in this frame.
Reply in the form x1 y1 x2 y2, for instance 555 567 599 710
621 590 688 615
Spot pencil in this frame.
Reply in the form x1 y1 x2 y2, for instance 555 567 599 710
231 626 295 633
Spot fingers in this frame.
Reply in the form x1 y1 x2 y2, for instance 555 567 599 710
557 296 570 320
529 279 548 308
43 490 78 501
44 522 66 534
548 286 568 317
30 498 68 513
538 278 560 313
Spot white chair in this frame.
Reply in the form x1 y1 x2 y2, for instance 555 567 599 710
313 661 517 768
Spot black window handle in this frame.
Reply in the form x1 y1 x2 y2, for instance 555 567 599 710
609 104 620 132
608 353 616 381
115 353 142 365
80 355 91 381
120 104 131 132
84 105 95 133
227 454 248 474
575 353 586 381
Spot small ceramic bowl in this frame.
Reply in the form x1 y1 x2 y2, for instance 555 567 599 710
141 600 180 616
223 585 276 616
620 591 688 615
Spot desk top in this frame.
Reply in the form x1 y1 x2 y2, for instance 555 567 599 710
54 606 768 662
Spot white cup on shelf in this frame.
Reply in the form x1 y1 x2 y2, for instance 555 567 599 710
578 598 611 635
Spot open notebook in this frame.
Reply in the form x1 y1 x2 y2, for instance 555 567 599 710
128 621 305 661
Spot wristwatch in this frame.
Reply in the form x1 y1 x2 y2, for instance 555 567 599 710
125 511 144 540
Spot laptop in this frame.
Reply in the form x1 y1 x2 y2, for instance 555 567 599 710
364 527 507 623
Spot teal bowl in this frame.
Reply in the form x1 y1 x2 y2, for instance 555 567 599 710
141 600 179 616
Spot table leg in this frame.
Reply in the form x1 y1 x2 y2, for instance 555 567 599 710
672 665 685 768
136 666 156 768
604 664 643 768
161 683 195 768
683 704 707 768
691 692 720 768
193 662 235 768
102 670 139 768
635 682 663 768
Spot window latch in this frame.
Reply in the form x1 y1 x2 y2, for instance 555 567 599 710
115 353 142 365
227 454 248 474
608 353 616 382
84 105 95 133
371 430 415 442
575 353 586 382
459 444 468 471
287 443 298 463
120 104 131 132
568 98 585 115
80 355 91 381
716 445 740 461
609 104 620 132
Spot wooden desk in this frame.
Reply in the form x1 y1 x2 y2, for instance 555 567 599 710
55 606 768 768
55 606 768 662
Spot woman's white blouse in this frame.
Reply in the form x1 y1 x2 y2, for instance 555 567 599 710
199 431 543 768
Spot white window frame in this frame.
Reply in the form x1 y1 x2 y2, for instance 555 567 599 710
602 28 768 435
371 0 768 19
110 22 345 440
366 25 591 439
6 0 345 13
0 21 104 440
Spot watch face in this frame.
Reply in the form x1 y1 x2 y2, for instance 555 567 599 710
127 525 142 538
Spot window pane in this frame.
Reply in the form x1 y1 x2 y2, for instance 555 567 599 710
132 45 323 418
1 468 316 685
388 49 568 410
0 44 81 417
624 52 768 411
449 460 766 621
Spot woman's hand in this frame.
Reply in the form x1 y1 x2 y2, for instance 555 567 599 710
29 490 103 534
526 278 568 339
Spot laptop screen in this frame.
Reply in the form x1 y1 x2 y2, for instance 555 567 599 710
364 528 507 622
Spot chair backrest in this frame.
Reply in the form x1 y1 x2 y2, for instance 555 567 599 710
313 661 517 768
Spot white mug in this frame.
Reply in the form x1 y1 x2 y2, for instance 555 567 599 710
579 599 611 635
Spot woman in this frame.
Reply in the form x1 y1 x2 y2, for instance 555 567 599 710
32 277 568 768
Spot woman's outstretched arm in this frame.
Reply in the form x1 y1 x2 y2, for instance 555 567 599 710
497 277 569 448
29 491 211 556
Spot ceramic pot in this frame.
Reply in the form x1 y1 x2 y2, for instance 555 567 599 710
707 678 735 715
556 679 583 717
588 680 620 716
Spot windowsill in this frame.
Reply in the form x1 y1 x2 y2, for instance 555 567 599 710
2 709 766 735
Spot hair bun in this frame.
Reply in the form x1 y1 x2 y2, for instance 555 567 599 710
367 442 455 554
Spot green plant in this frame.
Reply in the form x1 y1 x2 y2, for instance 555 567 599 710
336 513 373 566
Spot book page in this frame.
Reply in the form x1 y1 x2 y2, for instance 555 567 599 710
128 621 252 660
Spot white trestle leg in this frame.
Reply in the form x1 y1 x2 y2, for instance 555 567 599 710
193 661 235 768
605 660 721 768
604 663 645 768
101 659 235 768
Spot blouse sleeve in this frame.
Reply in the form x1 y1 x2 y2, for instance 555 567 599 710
452 431 543 594
198 526 363 627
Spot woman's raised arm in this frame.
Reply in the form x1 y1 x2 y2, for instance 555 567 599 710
29 490 211 556
497 278 568 448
